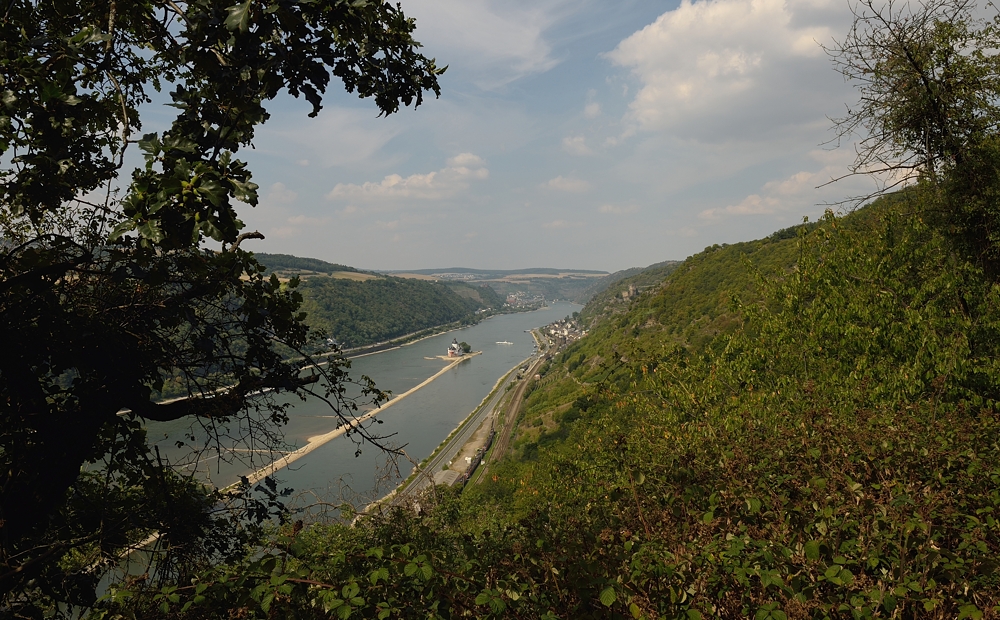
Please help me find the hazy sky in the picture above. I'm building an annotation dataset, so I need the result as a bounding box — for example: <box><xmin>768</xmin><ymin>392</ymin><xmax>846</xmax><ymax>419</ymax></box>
<box><xmin>236</xmin><ymin>0</ymin><xmax>877</xmax><ymax>272</ymax></box>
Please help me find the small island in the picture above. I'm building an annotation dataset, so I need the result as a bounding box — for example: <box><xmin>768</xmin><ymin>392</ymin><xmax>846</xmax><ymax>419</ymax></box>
<box><xmin>447</xmin><ymin>338</ymin><xmax>472</xmax><ymax>357</ymax></box>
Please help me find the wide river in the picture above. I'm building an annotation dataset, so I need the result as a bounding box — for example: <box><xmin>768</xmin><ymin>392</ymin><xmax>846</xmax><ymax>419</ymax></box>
<box><xmin>147</xmin><ymin>301</ymin><xmax>581</xmax><ymax>508</ymax></box>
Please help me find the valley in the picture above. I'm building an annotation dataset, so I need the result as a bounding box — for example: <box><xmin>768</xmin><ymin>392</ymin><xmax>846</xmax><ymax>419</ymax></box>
<box><xmin>10</xmin><ymin>0</ymin><xmax>1000</xmax><ymax>617</ymax></box>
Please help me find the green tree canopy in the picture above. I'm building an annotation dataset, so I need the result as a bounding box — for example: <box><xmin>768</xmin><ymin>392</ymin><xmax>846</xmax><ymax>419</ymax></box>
<box><xmin>0</xmin><ymin>0</ymin><xmax>441</xmax><ymax>610</ymax></box>
<box><xmin>829</xmin><ymin>0</ymin><xmax>1000</xmax><ymax>265</ymax></box>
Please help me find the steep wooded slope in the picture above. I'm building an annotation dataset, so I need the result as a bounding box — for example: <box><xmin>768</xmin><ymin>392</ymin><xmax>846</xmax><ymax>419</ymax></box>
<box><xmin>572</xmin><ymin>259</ymin><xmax>681</xmax><ymax>305</ymax></box>
<box><xmin>120</xmin><ymin>201</ymin><xmax>1000</xmax><ymax>619</ymax></box>
<box><xmin>460</xmin><ymin>201</ymin><xmax>1000</xmax><ymax>616</ymax></box>
<box><xmin>298</xmin><ymin>275</ymin><xmax>502</xmax><ymax>347</ymax></box>
<box><xmin>252</xmin><ymin>254</ymin><xmax>504</xmax><ymax>348</ymax></box>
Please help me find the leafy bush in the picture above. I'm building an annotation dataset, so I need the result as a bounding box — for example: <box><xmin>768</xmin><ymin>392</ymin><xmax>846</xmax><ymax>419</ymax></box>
<box><xmin>461</xmin><ymin>201</ymin><xmax>1000</xmax><ymax>617</ymax></box>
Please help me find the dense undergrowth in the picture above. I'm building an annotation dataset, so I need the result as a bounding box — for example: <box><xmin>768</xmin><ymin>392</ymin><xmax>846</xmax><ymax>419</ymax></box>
<box><xmin>100</xmin><ymin>193</ymin><xmax>1000</xmax><ymax>619</ymax></box>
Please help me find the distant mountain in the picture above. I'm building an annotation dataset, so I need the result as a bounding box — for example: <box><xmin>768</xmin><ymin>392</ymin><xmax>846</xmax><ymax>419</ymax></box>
<box><xmin>572</xmin><ymin>259</ymin><xmax>681</xmax><ymax>304</ymax></box>
<box><xmin>388</xmin><ymin>267</ymin><xmax>608</xmax><ymax>277</ymax></box>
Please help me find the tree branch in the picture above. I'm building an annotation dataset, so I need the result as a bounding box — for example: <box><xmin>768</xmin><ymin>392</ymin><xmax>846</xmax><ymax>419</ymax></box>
<box><xmin>127</xmin><ymin>373</ymin><xmax>319</xmax><ymax>422</ymax></box>
<box><xmin>227</xmin><ymin>230</ymin><xmax>264</xmax><ymax>252</ymax></box>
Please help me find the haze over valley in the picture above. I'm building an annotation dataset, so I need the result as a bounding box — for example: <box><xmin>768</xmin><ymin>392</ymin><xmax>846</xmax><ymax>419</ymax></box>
<box><xmin>6</xmin><ymin>0</ymin><xmax>1000</xmax><ymax>617</ymax></box>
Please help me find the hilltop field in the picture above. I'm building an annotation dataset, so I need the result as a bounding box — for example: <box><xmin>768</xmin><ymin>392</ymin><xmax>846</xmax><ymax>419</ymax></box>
<box><xmin>387</xmin><ymin>267</ymin><xmax>611</xmax><ymax>305</ymax></box>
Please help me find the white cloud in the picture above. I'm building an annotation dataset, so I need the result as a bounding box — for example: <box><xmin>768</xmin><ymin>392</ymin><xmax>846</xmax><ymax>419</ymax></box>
<box><xmin>326</xmin><ymin>154</ymin><xmax>489</xmax><ymax>202</ymax></box>
<box><xmin>446</xmin><ymin>153</ymin><xmax>487</xmax><ymax>170</ymax></box>
<box><xmin>401</xmin><ymin>0</ymin><xmax>567</xmax><ymax>89</ymax></box>
<box><xmin>607</xmin><ymin>0</ymin><xmax>850</xmax><ymax>141</ymax></box>
<box><xmin>270</xmin><ymin>213</ymin><xmax>331</xmax><ymax>239</ymax></box>
<box><xmin>598</xmin><ymin>204</ymin><xmax>639</xmax><ymax>215</ymax></box>
<box><xmin>542</xmin><ymin>219</ymin><xmax>583</xmax><ymax>229</ymax></box>
<box><xmin>584</xmin><ymin>102</ymin><xmax>601</xmax><ymax>118</ymax></box>
<box><xmin>545</xmin><ymin>176</ymin><xmax>591</xmax><ymax>192</ymax></box>
<box><xmin>263</xmin><ymin>107</ymin><xmax>401</xmax><ymax>168</ymax></box>
<box><xmin>701</xmin><ymin>193</ymin><xmax>782</xmax><ymax>219</ymax></box>
<box><xmin>562</xmin><ymin>136</ymin><xmax>592</xmax><ymax>156</ymax></box>
<box><xmin>699</xmin><ymin>149</ymin><xmax>865</xmax><ymax>220</ymax></box>
<box><xmin>287</xmin><ymin>214</ymin><xmax>319</xmax><ymax>225</ymax></box>
<box><xmin>263</xmin><ymin>182</ymin><xmax>298</xmax><ymax>206</ymax></box>
<box><xmin>272</xmin><ymin>227</ymin><xmax>297</xmax><ymax>239</ymax></box>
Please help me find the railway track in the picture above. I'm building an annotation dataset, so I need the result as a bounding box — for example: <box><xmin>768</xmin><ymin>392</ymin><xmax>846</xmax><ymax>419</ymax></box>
<box><xmin>477</xmin><ymin>351</ymin><xmax>546</xmax><ymax>482</ymax></box>
<box><xmin>391</xmin><ymin>353</ymin><xmax>529</xmax><ymax>502</ymax></box>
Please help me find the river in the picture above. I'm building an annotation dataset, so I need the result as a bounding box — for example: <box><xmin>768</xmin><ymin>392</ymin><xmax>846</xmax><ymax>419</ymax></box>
<box><xmin>146</xmin><ymin>301</ymin><xmax>581</xmax><ymax>508</ymax></box>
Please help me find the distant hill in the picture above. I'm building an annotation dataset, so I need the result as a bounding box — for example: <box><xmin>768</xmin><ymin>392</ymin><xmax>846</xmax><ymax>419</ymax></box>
<box><xmin>571</xmin><ymin>259</ymin><xmax>682</xmax><ymax>305</ymax></box>
<box><xmin>253</xmin><ymin>253</ymin><xmax>359</xmax><ymax>276</ymax></box>
<box><xmin>252</xmin><ymin>253</ymin><xmax>504</xmax><ymax>349</ymax></box>
<box><xmin>390</xmin><ymin>267</ymin><xmax>607</xmax><ymax>277</ymax></box>
<box><xmin>387</xmin><ymin>266</ymin><xmax>609</xmax><ymax>302</ymax></box>
<box><xmin>299</xmin><ymin>277</ymin><xmax>504</xmax><ymax>348</ymax></box>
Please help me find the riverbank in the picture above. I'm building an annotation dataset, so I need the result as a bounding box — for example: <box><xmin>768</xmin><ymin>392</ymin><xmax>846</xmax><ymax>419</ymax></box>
<box><xmin>216</xmin><ymin>302</ymin><xmax>578</xmax><ymax>506</ymax></box>
<box><xmin>230</xmin><ymin>351</ymin><xmax>482</xmax><ymax>489</ymax></box>
<box><xmin>340</xmin><ymin>304</ymin><xmax>547</xmax><ymax>360</ymax></box>
<box><xmin>377</xmin><ymin>351</ymin><xmax>535</xmax><ymax>507</ymax></box>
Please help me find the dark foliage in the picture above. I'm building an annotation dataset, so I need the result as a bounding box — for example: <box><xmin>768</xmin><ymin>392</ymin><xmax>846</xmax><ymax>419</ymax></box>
<box><xmin>254</xmin><ymin>253</ymin><xmax>358</xmax><ymax>276</ymax></box>
<box><xmin>0</xmin><ymin>0</ymin><xmax>441</xmax><ymax>612</ymax></box>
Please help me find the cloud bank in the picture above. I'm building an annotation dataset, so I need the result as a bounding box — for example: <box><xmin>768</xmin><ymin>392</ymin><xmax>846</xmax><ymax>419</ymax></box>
<box><xmin>608</xmin><ymin>0</ymin><xmax>850</xmax><ymax>141</ymax></box>
<box><xmin>326</xmin><ymin>154</ymin><xmax>489</xmax><ymax>202</ymax></box>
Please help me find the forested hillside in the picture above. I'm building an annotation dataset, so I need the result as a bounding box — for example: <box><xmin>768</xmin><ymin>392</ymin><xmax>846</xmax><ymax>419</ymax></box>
<box><xmin>494</xmin><ymin>233</ymin><xmax>805</xmax><ymax>471</ymax></box>
<box><xmin>248</xmin><ymin>253</ymin><xmax>505</xmax><ymax>348</ymax></box>
<box><xmin>572</xmin><ymin>259</ymin><xmax>681</xmax><ymax>305</ymax></box>
<box><xmin>298</xmin><ymin>275</ymin><xmax>504</xmax><ymax>348</ymax></box>
<box><xmin>127</xmin><ymin>191</ymin><xmax>1000</xmax><ymax>619</ymax></box>
<box><xmin>457</xmin><ymin>199</ymin><xmax>1000</xmax><ymax>617</ymax></box>
<box><xmin>254</xmin><ymin>253</ymin><xmax>359</xmax><ymax>276</ymax></box>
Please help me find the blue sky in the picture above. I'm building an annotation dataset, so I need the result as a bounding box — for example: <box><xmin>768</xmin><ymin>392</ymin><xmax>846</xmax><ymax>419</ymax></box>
<box><xmin>237</xmin><ymin>0</ymin><xmax>876</xmax><ymax>272</ymax></box>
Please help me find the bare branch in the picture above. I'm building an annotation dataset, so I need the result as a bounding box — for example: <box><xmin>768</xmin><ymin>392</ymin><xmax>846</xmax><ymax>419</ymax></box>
<box><xmin>227</xmin><ymin>230</ymin><xmax>265</xmax><ymax>252</ymax></box>
<box><xmin>128</xmin><ymin>374</ymin><xmax>320</xmax><ymax>422</ymax></box>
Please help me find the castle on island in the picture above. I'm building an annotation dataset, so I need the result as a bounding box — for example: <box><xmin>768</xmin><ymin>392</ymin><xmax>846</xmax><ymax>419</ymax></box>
<box><xmin>448</xmin><ymin>338</ymin><xmax>464</xmax><ymax>357</ymax></box>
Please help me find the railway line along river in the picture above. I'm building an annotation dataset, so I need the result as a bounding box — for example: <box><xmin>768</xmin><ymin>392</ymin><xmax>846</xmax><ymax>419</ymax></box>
<box><xmin>145</xmin><ymin>301</ymin><xmax>581</xmax><ymax>511</ymax></box>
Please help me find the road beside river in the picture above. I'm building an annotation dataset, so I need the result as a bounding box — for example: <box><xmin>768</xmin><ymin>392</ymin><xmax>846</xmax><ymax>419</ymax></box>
<box><xmin>390</xmin><ymin>348</ymin><xmax>536</xmax><ymax>503</ymax></box>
